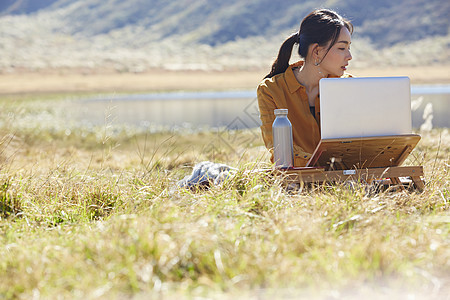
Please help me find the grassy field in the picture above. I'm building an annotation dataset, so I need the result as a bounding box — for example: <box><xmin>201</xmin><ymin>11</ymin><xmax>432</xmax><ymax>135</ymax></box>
<box><xmin>1</xmin><ymin>65</ymin><xmax>450</xmax><ymax>95</ymax></box>
<box><xmin>0</xmin><ymin>91</ymin><xmax>449</xmax><ymax>299</ymax></box>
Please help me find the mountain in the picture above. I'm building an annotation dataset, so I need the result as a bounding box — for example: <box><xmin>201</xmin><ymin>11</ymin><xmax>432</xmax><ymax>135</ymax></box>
<box><xmin>0</xmin><ymin>0</ymin><xmax>59</xmax><ymax>15</ymax></box>
<box><xmin>0</xmin><ymin>0</ymin><xmax>449</xmax><ymax>71</ymax></box>
<box><xmin>1</xmin><ymin>0</ymin><xmax>448</xmax><ymax>46</ymax></box>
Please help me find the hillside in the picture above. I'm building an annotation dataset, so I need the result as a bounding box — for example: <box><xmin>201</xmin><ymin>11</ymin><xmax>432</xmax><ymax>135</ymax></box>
<box><xmin>2</xmin><ymin>0</ymin><xmax>448</xmax><ymax>46</ymax></box>
<box><xmin>0</xmin><ymin>0</ymin><xmax>449</xmax><ymax>72</ymax></box>
<box><xmin>0</xmin><ymin>0</ymin><xmax>58</xmax><ymax>15</ymax></box>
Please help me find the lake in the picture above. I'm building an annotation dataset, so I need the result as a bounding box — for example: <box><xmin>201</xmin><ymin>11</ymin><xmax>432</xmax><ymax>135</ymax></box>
<box><xmin>67</xmin><ymin>85</ymin><xmax>450</xmax><ymax>130</ymax></box>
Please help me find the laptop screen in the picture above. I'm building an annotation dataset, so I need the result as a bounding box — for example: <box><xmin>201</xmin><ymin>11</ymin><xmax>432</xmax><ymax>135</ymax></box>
<box><xmin>319</xmin><ymin>77</ymin><xmax>412</xmax><ymax>139</ymax></box>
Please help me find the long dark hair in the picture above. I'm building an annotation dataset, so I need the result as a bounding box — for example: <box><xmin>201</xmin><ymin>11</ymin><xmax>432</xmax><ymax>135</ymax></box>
<box><xmin>265</xmin><ymin>9</ymin><xmax>353</xmax><ymax>79</ymax></box>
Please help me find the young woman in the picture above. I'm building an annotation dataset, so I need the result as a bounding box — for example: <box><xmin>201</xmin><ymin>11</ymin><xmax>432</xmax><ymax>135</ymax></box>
<box><xmin>257</xmin><ymin>9</ymin><xmax>353</xmax><ymax>167</ymax></box>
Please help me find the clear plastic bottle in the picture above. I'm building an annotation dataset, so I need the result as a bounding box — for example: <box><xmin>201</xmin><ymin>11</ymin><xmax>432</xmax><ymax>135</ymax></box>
<box><xmin>272</xmin><ymin>109</ymin><xmax>294</xmax><ymax>168</ymax></box>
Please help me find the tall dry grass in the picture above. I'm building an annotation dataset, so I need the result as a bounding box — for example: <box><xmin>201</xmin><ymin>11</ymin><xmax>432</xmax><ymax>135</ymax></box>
<box><xmin>0</xmin><ymin>94</ymin><xmax>448</xmax><ymax>299</ymax></box>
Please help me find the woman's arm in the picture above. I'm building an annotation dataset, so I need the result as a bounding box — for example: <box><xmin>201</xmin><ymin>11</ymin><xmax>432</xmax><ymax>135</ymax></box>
<box><xmin>257</xmin><ymin>84</ymin><xmax>277</xmax><ymax>156</ymax></box>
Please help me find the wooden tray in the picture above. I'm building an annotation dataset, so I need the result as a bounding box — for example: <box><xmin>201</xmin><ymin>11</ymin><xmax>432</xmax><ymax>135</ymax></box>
<box><xmin>306</xmin><ymin>134</ymin><xmax>421</xmax><ymax>170</ymax></box>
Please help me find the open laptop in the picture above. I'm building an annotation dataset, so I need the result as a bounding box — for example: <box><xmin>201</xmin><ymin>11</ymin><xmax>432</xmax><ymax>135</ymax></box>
<box><xmin>320</xmin><ymin>77</ymin><xmax>412</xmax><ymax>139</ymax></box>
<box><xmin>306</xmin><ymin>77</ymin><xmax>421</xmax><ymax>169</ymax></box>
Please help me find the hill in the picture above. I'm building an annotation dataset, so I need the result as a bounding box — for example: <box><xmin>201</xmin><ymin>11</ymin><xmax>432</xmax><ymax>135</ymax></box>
<box><xmin>0</xmin><ymin>0</ymin><xmax>58</xmax><ymax>15</ymax></box>
<box><xmin>0</xmin><ymin>0</ymin><xmax>449</xmax><ymax>72</ymax></box>
<box><xmin>2</xmin><ymin>0</ymin><xmax>448</xmax><ymax>46</ymax></box>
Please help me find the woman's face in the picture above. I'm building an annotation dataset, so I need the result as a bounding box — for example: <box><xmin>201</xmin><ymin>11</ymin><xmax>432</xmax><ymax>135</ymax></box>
<box><xmin>318</xmin><ymin>27</ymin><xmax>353</xmax><ymax>77</ymax></box>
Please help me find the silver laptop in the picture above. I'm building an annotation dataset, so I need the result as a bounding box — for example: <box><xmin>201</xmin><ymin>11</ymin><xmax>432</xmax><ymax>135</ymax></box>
<box><xmin>319</xmin><ymin>77</ymin><xmax>412</xmax><ymax>139</ymax></box>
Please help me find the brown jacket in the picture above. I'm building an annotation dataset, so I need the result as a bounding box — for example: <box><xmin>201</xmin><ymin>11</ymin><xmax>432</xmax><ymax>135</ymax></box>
<box><xmin>257</xmin><ymin>61</ymin><xmax>351</xmax><ymax>166</ymax></box>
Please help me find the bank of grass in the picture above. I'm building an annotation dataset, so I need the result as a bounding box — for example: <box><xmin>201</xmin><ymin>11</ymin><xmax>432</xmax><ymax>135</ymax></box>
<box><xmin>0</xmin><ymin>97</ymin><xmax>448</xmax><ymax>299</ymax></box>
<box><xmin>1</xmin><ymin>64</ymin><xmax>450</xmax><ymax>95</ymax></box>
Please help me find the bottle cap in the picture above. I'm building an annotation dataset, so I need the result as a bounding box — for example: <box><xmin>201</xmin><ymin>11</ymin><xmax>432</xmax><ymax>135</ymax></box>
<box><xmin>274</xmin><ymin>108</ymin><xmax>288</xmax><ymax>115</ymax></box>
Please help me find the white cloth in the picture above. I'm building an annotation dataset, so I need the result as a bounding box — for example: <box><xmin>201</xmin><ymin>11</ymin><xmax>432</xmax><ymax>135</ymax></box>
<box><xmin>178</xmin><ymin>161</ymin><xmax>237</xmax><ymax>189</ymax></box>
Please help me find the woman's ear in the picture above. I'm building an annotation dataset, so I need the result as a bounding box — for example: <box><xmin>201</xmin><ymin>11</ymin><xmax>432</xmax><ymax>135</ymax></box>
<box><xmin>309</xmin><ymin>43</ymin><xmax>320</xmax><ymax>59</ymax></box>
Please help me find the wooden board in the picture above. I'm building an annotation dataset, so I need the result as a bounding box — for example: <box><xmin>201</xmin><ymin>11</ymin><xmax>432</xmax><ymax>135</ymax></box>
<box><xmin>281</xmin><ymin>166</ymin><xmax>425</xmax><ymax>192</ymax></box>
<box><xmin>306</xmin><ymin>134</ymin><xmax>421</xmax><ymax>169</ymax></box>
<box><xmin>283</xmin><ymin>166</ymin><xmax>423</xmax><ymax>183</ymax></box>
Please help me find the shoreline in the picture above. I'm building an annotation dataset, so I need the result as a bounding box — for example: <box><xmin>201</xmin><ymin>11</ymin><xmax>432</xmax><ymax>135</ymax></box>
<box><xmin>0</xmin><ymin>65</ymin><xmax>449</xmax><ymax>95</ymax></box>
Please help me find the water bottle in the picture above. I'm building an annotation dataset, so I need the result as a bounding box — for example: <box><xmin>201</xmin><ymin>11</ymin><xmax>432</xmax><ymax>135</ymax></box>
<box><xmin>272</xmin><ymin>109</ymin><xmax>294</xmax><ymax>168</ymax></box>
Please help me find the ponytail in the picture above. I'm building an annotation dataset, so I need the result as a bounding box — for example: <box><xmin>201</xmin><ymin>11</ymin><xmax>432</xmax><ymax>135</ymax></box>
<box><xmin>264</xmin><ymin>33</ymin><xmax>299</xmax><ymax>79</ymax></box>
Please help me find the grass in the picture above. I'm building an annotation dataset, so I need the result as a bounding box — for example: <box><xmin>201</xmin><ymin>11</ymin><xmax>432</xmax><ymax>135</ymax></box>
<box><xmin>1</xmin><ymin>64</ymin><xmax>450</xmax><ymax>95</ymax></box>
<box><xmin>0</xmin><ymin>94</ymin><xmax>448</xmax><ymax>299</ymax></box>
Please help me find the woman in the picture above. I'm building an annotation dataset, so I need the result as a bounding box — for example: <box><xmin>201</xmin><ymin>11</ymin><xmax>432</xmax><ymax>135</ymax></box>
<box><xmin>257</xmin><ymin>9</ymin><xmax>353</xmax><ymax>167</ymax></box>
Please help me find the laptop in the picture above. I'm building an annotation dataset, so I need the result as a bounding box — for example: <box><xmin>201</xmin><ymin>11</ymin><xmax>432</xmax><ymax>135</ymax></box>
<box><xmin>320</xmin><ymin>77</ymin><xmax>412</xmax><ymax>139</ymax></box>
<box><xmin>306</xmin><ymin>77</ymin><xmax>420</xmax><ymax>169</ymax></box>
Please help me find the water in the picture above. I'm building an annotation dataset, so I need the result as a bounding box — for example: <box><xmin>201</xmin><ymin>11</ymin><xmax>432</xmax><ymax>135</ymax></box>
<box><xmin>66</xmin><ymin>85</ymin><xmax>450</xmax><ymax>130</ymax></box>
<box><xmin>69</xmin><ymin>91</ymin><xmax>262</xmax><ymax>130</ymax></box>
<box><xmin>411</xmin><ymin>94</ymin><xmax>448</xmax><ymax>129</ymax></box>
